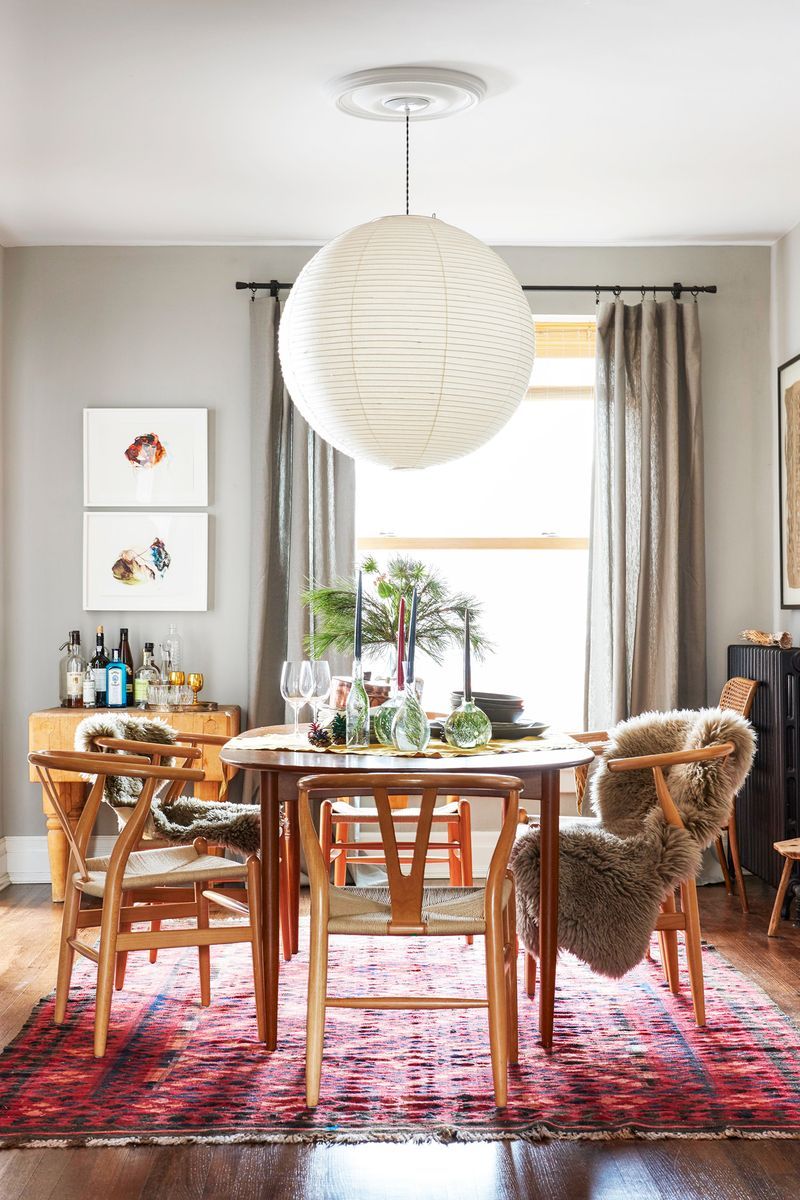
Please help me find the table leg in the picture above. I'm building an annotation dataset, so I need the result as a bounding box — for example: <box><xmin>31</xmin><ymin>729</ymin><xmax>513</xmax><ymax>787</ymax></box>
<box><xmin>538</xmin><ymin>768</ymin><xmax>560</xmax><ymax>1049</ymax></box>
<box><xmin>42</xmin><ymin>782</ymin><xmax>87</xmax><ymax>904</ymax></box>
<box><xmin>286</xmin><ymin>797</ymin><xmax>300</xmax><ymax>954</ymax></box>
<box><xmin>260</xmin><ymin>770</ymin><xmax>281</xmax><ymax>1050</ymax></box>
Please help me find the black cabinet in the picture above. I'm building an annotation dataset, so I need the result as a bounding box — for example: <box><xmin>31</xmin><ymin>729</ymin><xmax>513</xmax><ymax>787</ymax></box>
<box><xmin>727</xmin><ymin>643</ymin><xmax>800</xmax><ymax>888</ymax></box>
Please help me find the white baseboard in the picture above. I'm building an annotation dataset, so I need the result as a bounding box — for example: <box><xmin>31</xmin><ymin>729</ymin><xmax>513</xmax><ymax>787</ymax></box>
<box><xmin>0</xmin><ymin>838</ymin><xmax>9</xmax><ymax>892</ymax></box>
<box><xmin>2</xmin><ymin>835</ymin><xmax>116</xmax><ymax>886</ymax></box>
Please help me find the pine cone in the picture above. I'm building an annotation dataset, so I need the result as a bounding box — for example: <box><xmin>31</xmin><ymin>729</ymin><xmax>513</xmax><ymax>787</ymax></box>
<box><xmin>308</xmin><ymin>721</ymin><xmax>332</xmax><ymax>749</ymax></box>
<box><xmin>329</xmin><ymin>712</ymin><xmax>347</xmax><ymax>745</ymax></box>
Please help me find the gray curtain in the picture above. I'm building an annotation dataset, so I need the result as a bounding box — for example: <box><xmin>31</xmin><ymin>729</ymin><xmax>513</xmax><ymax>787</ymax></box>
<box><xmin>584</xmin><ymin>298</ymin><xmax>706</xmax><ymax>730</ymax></box>
<box><xmin>247</xmin><ymin>294</ymin><xmax>356</xmax><ymax>737</ymax></box>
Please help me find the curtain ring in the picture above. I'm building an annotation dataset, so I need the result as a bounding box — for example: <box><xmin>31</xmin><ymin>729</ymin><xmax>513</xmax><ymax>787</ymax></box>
<box><xmin>595</xmin><ymin>285</ymin><xmax>600</xmax><ymax>306</ymax></box>
<box><xmin>641</xmin><ymin>285</ymin><xmax>646</xmax><ymax>300</ymax></box>
<box><xmin>612</xmin><ymin>285</ymin><xmax>622</xmax><ymax>298</ymax></box>
<box><xmin>653</xmin><ymin>285</ymin><xmax>657</xmax><ymax>301</ymax></box>
<box><xmin>249</xmin><ymin>286</ymin><xmax>257</xmax><ymax>303</ymax></box>
<box><xmin>691</xmin><ymin>286</ymin><xmax>699</xmax><ymax>302</ymax></box>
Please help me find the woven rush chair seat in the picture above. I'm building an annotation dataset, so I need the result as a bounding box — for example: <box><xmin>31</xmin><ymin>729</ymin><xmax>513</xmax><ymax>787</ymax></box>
<box><xmin>75</xmin><ymin>844</ymin><xmax>249</xmax><ymax>899</ymax></box>
<box><xmin>327</xmin><ymin>879</ymin><xmax>514</xmax><ymax>936</ymax></box>
<box><xmin>330</xmin><ymin>798</ymin><xmax>460</xmax><ymax>820</ymax></box>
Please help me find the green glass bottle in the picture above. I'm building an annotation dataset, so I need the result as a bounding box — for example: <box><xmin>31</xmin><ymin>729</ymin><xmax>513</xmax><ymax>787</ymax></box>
<box><xmin>346</xmin><ymin>658</ymin><xmax>370</xmax><ymax>749</ymax></box>
<box><xmin>392</xmin><ymin>680</ymin><xmax>430</xmax><ymax>752</ymax></box>
<box><xmin>443</xmin><ymin>609</ymin><xmax>492</xmax><ymax>750</ymax></box>
<box><xmin>374</xmin><ymin>594</ymin><xmax>407</xmax><ymax>746</ymax></box>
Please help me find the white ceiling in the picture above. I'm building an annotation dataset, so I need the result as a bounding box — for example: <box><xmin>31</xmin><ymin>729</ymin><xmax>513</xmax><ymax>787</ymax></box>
<box><xmin>2</xmin><ymin>0</ymin><xmax>799</xmax><ymax>247</ymax></box>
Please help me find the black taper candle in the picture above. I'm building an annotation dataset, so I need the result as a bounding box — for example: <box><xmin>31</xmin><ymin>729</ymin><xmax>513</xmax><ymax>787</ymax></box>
<box><xmin>407</xmin><ymin>586</ymin><xmax>418</xmax><ymax>681</ymax></box>
<box><xmin>354</xmin><ymin>570</ymin><xmax>363</xmax><ymax>660</ymax></box>
<box><xmin>463</xmin><ymin>609</ymin><xmax>472</xmax><ymax>701</ymax></box>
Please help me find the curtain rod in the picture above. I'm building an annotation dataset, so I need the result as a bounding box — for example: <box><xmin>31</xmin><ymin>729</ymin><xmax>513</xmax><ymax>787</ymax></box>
<box><xmin>235</xmin><ymin>280</ymin><xmax>718</xmax><ymax>300</ymax></box>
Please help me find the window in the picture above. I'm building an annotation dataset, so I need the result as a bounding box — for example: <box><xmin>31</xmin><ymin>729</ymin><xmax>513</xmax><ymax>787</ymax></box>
<box><xmin>354</xmin><ymin>318</ymin><xmax>595</xmax><ymax>731</ymax></box>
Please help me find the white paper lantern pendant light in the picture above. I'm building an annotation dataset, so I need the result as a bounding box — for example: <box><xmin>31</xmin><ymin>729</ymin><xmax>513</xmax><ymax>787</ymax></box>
<box><xmin>278</xmin><ymin>67</ymin><xmax>536</xmax><ymax>470</ymax></box>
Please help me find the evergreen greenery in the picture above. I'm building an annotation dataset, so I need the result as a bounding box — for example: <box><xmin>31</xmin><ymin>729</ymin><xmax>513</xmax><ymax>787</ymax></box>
<box><xmin>303</xmin><ymin>555</ymin><xmax>491</xmax><ymax>665</ymax></box>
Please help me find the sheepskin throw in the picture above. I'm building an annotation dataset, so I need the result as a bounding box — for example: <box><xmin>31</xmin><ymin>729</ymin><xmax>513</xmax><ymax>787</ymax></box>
<box><xmin>75</xmin><ymin>713</ymin><xmax>177</xmax><ymax>807</ymax></box>
<box><xmin>74</xmin><ymin>713</ymin><xmax>261</xmax><ymax>855</ymax></box>
<box><xmin>510</xmin><ymin>707</ymin><xmax>755</xmax><ymax>978</ymax></box>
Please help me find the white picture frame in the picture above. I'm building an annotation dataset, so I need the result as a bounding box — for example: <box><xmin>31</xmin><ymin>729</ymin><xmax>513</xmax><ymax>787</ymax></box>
<box><xmin>83</xmin><ymin>512</ymin><xmax>208</xmax><ymax>611</ymax></box>
<box><xmin>83</xmin><ymin>408</ymin><xmax>208</xmax><ymax>507</ymax></box>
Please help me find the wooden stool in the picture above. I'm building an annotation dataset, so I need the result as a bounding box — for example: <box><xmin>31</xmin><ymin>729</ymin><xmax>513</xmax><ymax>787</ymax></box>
<box><xmin>768</xmin><ymin>838</ymin><xmax>800</xmax><ymax>936</ymax></box>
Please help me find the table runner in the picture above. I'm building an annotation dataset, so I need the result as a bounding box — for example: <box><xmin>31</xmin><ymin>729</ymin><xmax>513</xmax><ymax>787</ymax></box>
<box><xmin>225</xmin><ymin>732</ymin><xmax>578</xmax><ymax>758</ymax></box>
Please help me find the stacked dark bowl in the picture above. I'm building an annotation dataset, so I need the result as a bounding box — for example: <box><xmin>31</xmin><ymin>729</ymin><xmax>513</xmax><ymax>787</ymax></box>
<box><xmin>446</xmin><ymin>691</ymin><xmax>548</xmax><ymax>739</ymax></box>
<box><xmin>449</xmin><ymin>690</ymin><xmax>525</xmax><ymax>722</ymax></box>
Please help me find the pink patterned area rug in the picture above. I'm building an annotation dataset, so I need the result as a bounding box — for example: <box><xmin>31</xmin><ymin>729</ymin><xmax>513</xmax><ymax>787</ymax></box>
<box><xmin>1</xmin><ymin>926</ymin><xmax>800</xmax><ymax>1148</ymax></box>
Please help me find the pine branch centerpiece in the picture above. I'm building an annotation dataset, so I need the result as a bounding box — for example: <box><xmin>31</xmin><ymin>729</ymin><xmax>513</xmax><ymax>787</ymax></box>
<box><xmin>303</xmin><ymin>555</ymin><xmax>491</xmax><ymax>667</ymax></box>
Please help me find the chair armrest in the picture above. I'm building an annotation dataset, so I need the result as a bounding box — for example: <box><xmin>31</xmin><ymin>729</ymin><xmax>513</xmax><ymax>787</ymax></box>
<box><xmin>569</xmin><ymin>730</ymin><xmax>610</xmax><ymax>744</ymax></box>
<box><xmin>607</xmin><ymin>742</ymin><xmax>736</xmax><ymax>773</ymax></box>
<box><xmin>174</xmin><ymin>732</ymin><xmax>229</xmax><ymax>747</ymax></box>
<box><xmin>92</xmin><ymin>736</ymin><xmax>202</xmax><ymax>760</ymax></box>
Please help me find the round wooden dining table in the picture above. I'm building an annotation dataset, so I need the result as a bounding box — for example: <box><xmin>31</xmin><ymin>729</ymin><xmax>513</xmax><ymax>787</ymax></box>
<box><xmin>220</xmin><ymin>727</ymin><xmax>593</xmax><ymax>1052</ymax></box>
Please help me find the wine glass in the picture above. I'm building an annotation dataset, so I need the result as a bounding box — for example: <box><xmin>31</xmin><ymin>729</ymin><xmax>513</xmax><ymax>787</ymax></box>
<box><xmin>280</xmin><ymin>660</ymin><xmax>314</xmax><ymax>738</ymax></box>
<box><xmin>309</xmin><ymin>661</ymin><xmax>332</xmax><ymax>723</ymax></box>
<box><xmin>187</xmin><ymin>672</ymin><xmax>204</xmax><ymax>706</ymax></box>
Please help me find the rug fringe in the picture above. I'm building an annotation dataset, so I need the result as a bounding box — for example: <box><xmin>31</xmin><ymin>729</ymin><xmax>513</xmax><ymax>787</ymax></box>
<box><xmin>4</xmin><ymin>1124</ymin><xmax>800</xmax><ymax>1151</ymax></box>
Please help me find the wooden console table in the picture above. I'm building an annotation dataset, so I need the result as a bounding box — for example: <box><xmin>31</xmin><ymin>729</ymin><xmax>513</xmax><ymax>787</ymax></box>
<box><xmin>28</xmin><ymin>706</ymin><xmax>241</xmax><ymax>902</ymax></box>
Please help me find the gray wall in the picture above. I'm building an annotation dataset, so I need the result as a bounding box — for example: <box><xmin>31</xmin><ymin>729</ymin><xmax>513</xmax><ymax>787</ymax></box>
<box><xmin>1</xmin><ymin>243</ymin><xmax>772</xmax><ymax>837</ymax></box>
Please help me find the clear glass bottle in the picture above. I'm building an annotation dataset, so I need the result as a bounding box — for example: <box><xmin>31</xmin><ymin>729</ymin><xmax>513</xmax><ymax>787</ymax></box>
<box><xmin>134</xmin><ymin>642</ymin><xmax>160</xmax><ymax>708</ymax></box>
<box><xmin>163</xmin><ymin>623</ymin><xmax>182</xmax><ymax>672</ymax></box>
<box><xmin>59</xmin><ymin>630</ymin><xmax>80</xmax><ymax>706</ymax></box>
<box><xmin>391</xmin><ymin>677</ymin><xmax>431</xmax><ymax>752</ymax></box>
<box><xmin>106</xmin><ymin>649</ymin><xmax>127</xmax><ymax>708</ymax></box>
<box><xmin>64</xmin><ymin>633</ymin><xmax>85</xmax><ymax>709</ymax></box>
<box><xmin>82</xmin><ymin>664</ymin><xmax>97</xmax><ymax>709</ymax></box>
<box><xmin>345</xmin><ymin>658</ymin><xmax>370</xmax><ymax>748</ymax></box>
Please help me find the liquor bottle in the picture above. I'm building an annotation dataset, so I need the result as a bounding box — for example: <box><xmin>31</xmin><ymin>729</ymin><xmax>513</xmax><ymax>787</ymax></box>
<box><xmin>58</xmin><ymin>630</ymin><xmax>81</xmax><ymax>706</ymax></box>
<box><xmin>134</xmin><ymin>642</ymin><xmax>160</xmax><ymax>708</ymax></box>
<box><xmin>82</xmin><ymin>664</ymin><xmax>97</xmax><ymax>708</ymax></box>
<box><xmin>163</xmin><ymin>622</ymin><xmax>182</xmax><ymax>672</ymax></box>
<box><xmin>64</xmin><ymin>633</ymin><xmax>85</xmax><ymax>709</ymax></box>
<box><xmin>90</xmin><ymin>625</ymin><xmax>109</xmax><ymax>707</ymax></box>
<box><xmin>118</xmin><ymin>628</ymin><xmax>134</xmax><ymax>706</ymax></box>
<box><xmin>106</xmin><ymin>650</ymin><xmax>127</xmax><ymax>708</ymax></box>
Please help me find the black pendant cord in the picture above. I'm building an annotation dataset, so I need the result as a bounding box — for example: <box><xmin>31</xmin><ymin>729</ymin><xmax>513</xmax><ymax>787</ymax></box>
<box><xmin>405</xmin><ymin>109</ymin><xmax>410</xmax><ymax>216</ymax></box>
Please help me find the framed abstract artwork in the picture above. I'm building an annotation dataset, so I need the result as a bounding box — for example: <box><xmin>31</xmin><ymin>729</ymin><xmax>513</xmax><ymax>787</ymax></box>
<box><xmin>779</xmin><ymin>353</ymin><xmax>800</xmax><ymax>608</ymax></box>
<box><xmin>83</xmin><ymin>408</ymin><xmax>208</xmax><ymax>506</ymax></box>
<box><xmin>83</xmin><ymin>512</ymin><xmax>208</xmax><ymax>611</ymax></box>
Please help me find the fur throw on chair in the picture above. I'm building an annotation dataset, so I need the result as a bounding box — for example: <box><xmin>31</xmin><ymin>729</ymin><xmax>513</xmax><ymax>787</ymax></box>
<box><xmin>510</xmin><ymin>707</ymin><xmax>755</xmax><ymax>978</ymax></box>
<box><xmin>74</xmin><ymin>713</ymin><xmax>260</xmax><ymax>855</ymax></box>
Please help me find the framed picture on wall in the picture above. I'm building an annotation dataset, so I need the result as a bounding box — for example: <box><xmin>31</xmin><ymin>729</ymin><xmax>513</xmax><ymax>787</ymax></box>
<box><xmin>83</xmin><ymin>512</ymin><xmax>208</xmax><ymax>611</ymax></box>
<box><xmin>84</xmin><ymin>408</ymin><xmax>208</xmax><ymax>506</ymax></box>
<box><xmin>779</xmin><ymin>353</ymin><xmax>800</xmax><ymax>608</ymax></box>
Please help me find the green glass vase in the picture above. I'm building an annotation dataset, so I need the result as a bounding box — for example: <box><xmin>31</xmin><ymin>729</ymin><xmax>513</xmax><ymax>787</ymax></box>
<box><xmin>373</xmin><ymin>692</ymin><xmax>402</xmax><ymax>746</ymax></box>
<box><xmin>391</xmin><ymin>682</ymin><xmax>431</xmax><ymax>752</ymax></box>
<box><xmin>443</xmin><ymin>698</ymin><xmax>492</xmax><ymax>750</ymax></box>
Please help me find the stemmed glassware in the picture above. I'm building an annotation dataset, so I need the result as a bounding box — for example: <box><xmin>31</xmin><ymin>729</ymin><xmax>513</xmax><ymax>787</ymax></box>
<box><xmin>309</xmin><ymin>661</ymin><xmax>332</xmax><ymax>722</ymax></box>
<box><xmin>280</xmin><ymin>660</ymin><xmax>314</xmax><ymax>738</ymax></box>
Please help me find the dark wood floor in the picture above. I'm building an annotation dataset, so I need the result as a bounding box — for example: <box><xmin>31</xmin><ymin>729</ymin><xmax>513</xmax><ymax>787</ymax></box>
<box><xmin>2</xmin><ymin>878</ymin><xmax>800</xmax><ymax>1199</ymax></box>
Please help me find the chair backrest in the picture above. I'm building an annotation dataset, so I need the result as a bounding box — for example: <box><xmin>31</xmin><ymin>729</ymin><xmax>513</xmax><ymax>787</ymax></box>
<box><xmin>298</xmin><ymin>772</ymin><xmax>523</xmax><ymax>935</ymax></box>
<box><xmin>719</xmin><ymin>676</ymin><xmax>757</xmax><ymax>720</ymax></box>
<box><xmin>28</xmin><ymin>750</ymin><xmax>204</xmax><ymax>882</ymax></box>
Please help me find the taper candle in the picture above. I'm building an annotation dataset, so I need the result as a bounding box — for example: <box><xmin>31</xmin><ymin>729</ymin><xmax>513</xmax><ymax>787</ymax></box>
<box><xmin>396</xmin><ymin>595</ymin><xmax>406</xmax><ymax>691</ymax></box>
<box><xmin>354</xmin><ymin>570</ymin><xmax>363</xmax><ymax>660</ymax></box>
<box><xmin>463</xmin><ymin>609</ymin><xmax>472</xmax><ymax>701</ymax></box>
<box><xmin>406</xmin><ymin>586</ymin><xmax>418</xmax><ymax>681</ymax></box>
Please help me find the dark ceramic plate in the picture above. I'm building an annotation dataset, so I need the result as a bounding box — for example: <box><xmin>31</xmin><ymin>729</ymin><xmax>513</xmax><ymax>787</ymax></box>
<box><xmin>490</xmin><ymin>721</ymin><xmax>548</xmax><ymax>740</ymax></box>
